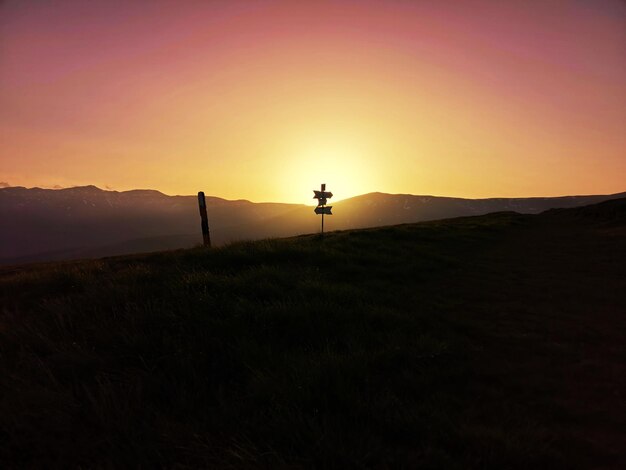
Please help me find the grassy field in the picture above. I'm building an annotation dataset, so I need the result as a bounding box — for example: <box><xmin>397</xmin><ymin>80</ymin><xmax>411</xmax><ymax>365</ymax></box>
<box><xmin>1</xmin><ymin>200</ymin><xmax>625</xmax><ymax>468</ymax></box>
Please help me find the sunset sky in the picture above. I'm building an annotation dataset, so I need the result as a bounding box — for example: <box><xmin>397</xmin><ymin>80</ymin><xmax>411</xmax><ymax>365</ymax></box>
<box><xmin>1</xmin><ymin>0</ymin><xmax>624</xmax><ymax>203</ymax></box>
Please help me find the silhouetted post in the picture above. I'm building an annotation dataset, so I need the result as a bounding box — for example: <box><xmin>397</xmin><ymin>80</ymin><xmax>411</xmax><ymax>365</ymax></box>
<box><xmin>197</xmin><ymin>191</ymin><xmax>211</xmax><ymax>247</ymax></box>
<box><xmin>321</xmin><ymin>183</ymin><xmax>325</xmax><ymax>234</ymax></box>
<box><xmin>322</xmin><ymin>198</ymin><xmax>325</xmax><ymax>234</ymax></box>
<box><xmin>313</xmin><ymin>183</ymin><xmax>333</xmax><ymax>236</ymax></box>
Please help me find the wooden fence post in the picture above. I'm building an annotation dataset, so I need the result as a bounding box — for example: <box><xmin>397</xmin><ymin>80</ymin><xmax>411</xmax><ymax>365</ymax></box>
<box><xmin>197</xmin><ymin>191</ymin><xmax>211</xmax><ymax>247</ymax></box>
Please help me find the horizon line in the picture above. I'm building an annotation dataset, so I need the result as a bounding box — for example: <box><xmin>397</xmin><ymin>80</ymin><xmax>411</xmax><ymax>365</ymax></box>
<box><xmin>1</xmin><ymin>183</ymin><xmax>625</xmax><ymax>205</ymax></box>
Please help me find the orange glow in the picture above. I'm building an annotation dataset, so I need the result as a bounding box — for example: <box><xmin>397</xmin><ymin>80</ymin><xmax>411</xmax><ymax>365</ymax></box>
<box><xmin>1</xmin><ymin>1</ymin><xmax>624</xmax><ymax>203</ymax></box>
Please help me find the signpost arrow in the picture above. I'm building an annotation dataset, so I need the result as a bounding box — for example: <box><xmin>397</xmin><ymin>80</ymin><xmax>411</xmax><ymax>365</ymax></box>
<box><xmin>314</xmin><ymin>206</ymin><xmax>332</xmax><ymax>215</ymax></box>
<box><xmin>313</xmin><ymin>190</ymin><xmax>333</xmax><ymax>199</ymax></box>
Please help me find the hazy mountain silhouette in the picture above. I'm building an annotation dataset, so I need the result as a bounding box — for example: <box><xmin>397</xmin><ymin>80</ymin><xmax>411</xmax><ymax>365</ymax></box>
<box><xmin>1</xmin><ymin>185</ymin><xmax>624</xmax><ymax>264</ymax></box>
<box><xmin>0</xmin><ymin>186</ymin><xmax>303</xmax><ymax>263</ymax></box>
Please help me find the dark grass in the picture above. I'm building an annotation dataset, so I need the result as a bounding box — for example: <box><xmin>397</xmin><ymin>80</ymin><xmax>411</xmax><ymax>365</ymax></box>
<box><xmin>1</xmin><ymin>207</ymin><xmax>625</xmax><ymax>468</ymax></box>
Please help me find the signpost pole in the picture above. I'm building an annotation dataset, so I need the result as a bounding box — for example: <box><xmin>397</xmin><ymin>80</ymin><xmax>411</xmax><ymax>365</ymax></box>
<box><xmin>197</xmin><ymin>191</ymin><xmax>211</xmax><ymax>247</ymax></box>
<box><xmin>321</xmin><ymin>184</ymin><xmax>325</xmax><ymax>236</ymax></box>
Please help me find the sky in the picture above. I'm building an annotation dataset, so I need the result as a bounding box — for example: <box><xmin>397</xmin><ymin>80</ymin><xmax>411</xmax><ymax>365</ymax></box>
<box><xmin>1</xmin><ymin>0</ymin><xmax>625</xmax><ymax>203</ymax></box>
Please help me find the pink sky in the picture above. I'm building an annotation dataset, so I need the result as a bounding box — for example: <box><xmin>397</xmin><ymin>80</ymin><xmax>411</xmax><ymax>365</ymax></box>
<box><xmin>1</xmin><ymin>0</ymin><xmax>624</xmax><ymax>202</ymax></box>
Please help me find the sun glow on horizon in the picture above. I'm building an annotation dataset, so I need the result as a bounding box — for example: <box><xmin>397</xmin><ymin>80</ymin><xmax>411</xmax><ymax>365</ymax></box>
<box><xmin>276</xmin><ymin>133</ymin><xmax>383</xmax><ymax>205</ymax></box>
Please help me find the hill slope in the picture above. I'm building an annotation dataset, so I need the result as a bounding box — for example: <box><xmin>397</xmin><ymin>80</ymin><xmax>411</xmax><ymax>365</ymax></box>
<box><xmin>0</xmin><ymin>185</ymin><xmax>304</xmax><ymax>263</ymax></box>
<box><xmin>1</xmin><ymin>200</ymin><xmax>625</xmax><ymax>468</ymax></box>
<box><xmin>1</xmin><ymin>185</ymin><xmax>624</xmax><ymax>264</ymax></box>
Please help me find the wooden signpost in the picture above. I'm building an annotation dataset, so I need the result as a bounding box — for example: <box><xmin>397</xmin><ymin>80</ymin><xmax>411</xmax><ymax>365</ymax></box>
<box><xmin>197</xmin><ymin>191</ymin><xmax>211</xmax><ymax>247</ymax></box>
<box><xmin>313</xmin><ymin>183</ymin><xmax>333</xmax><ymax>235</ymax></box>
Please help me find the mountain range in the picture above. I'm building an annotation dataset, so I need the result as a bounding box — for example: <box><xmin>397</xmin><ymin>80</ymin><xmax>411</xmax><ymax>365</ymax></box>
<box><xmin>1</xmin><ymin>185</ymin><xmax>624</xmax><ymax>264</ymax></box>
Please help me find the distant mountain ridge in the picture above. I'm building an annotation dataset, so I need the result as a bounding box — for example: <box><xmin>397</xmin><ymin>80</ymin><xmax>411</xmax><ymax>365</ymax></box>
<box><xmin>1</xmin><ymin>185</ymin><xmax>624</xmax><ymax>264</ymax></box>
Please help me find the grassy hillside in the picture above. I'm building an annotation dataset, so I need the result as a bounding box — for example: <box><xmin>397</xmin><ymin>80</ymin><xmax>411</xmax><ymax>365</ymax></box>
<box><xmin>3</xmin><ymin>185</ymin><xmax>624</xmax><ymax>264</ymax></box>
<box><xmin>1</xmin><ymin>200</ymin><xmax>625</xmax><ymax>468</ymax></box>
